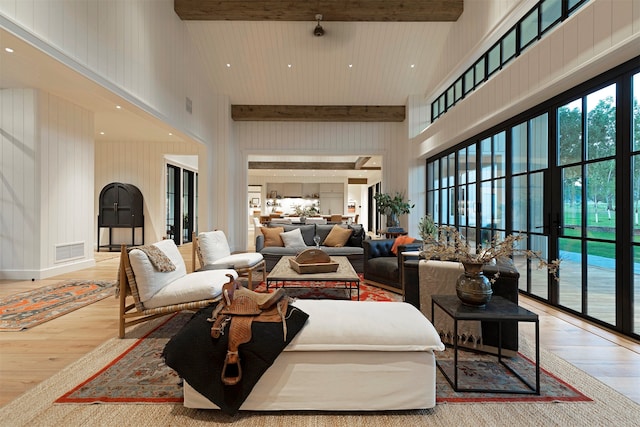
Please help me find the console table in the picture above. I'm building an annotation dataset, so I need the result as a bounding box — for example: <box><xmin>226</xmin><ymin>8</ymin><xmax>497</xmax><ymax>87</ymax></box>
<box><xmin>432</xmin><ymin>295</ymin><xmax>540</xmax><ymax>394</ymax></box>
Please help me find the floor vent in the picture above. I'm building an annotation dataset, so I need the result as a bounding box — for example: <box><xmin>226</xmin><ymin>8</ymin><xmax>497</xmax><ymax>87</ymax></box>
<box><xmin>55</xmin><ymin>242</ymin><xmax>85</xmax><ymax>262</ymax></box>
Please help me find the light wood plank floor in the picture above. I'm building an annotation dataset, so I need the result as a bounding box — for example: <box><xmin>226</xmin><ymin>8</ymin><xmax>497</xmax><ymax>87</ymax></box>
<box><xmin>0</xmin><ymin>245</ymin><xmax>639</xmax><ymax>407</ymax></box>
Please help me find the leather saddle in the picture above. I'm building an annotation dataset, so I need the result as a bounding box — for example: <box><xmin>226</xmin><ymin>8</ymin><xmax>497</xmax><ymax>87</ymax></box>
<box><xmin>208</xmin><ymin>275</ymin><xmax>290</xmax><ymax>386</ymax></box>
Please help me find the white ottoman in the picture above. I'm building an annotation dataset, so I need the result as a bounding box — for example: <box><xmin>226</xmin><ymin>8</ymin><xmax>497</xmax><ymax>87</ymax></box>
<box><xmin>184</xmin><ymin>300</ymin><xmax>445</xmax><ymax>411</ymax></box>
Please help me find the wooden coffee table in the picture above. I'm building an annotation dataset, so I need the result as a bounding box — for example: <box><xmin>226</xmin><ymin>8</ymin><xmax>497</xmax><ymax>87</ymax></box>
<box><xmin>266</xmin><ymin>256</ymin><xmax>360</xmax><ymax>300</ymax></box>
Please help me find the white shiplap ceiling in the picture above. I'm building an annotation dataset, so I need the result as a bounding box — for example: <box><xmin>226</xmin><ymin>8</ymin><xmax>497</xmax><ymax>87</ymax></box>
<box><xmin>186</xmin><ymin>20</ymin><xmax>452</xmax><ymax>105</ymax></box>
<box><xmin>0</xmin><ymin>14</ymin><xmax>456</xmax><ymax>175</ymax></box>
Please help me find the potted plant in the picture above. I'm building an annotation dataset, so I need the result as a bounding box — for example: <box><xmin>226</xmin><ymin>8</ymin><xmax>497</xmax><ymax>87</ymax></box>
<box><xmin>418</xmin><ymin>214</ymin><xmax>438</xmax><ymax>242</ymax></box>
<box><xmin>373</xmin><ymin>192</ymin><xmax>414</xmax><ymax>229</ymax></box>
<box><xmin>420</xmin><ymin>225</ymin><xmax>561</xmax><ymax>306</ymax></box>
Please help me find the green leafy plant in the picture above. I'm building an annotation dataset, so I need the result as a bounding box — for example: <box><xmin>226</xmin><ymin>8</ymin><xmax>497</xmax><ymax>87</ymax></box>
<box><xmin>373</xmin><ymin>192</ymin><xmax>414</xmax><ymax>221</ymax></box>
<box><xmin>374</xmin><ymin>192</ymin><xmax>414</xmax><ymax>228</ymax></box>
<box><xmin>418</xmin><ymin>214</ymin><xmax>438</xmax><ymax>241</ymax></box>
<box><xmin>293</xmin><ymin>205</ymin><xmax>318</xmax><ymax>217</ymax></box>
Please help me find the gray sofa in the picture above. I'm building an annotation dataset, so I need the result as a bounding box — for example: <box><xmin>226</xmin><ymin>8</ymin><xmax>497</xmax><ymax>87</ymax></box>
<box><xmin>256</xmin><ymin>223</ymin><xmax>366</xmax><ymax>273</ymax></box>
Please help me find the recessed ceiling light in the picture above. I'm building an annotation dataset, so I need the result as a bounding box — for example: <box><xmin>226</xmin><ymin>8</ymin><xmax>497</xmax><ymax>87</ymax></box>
<box><xmin>226</xmin><ymin>63</ymin><xmax>231</xmax><ymax>68</ymax></box>
<box><xmin>99</xmin><ymin>131</ymin><xmax>105</xmax><ymax>135</ymax></box>
<box><xmin>168</xmin><ymin>132</ymin><xmax>173</xmax><ymax>136</ymax></box>
<box><xmin>287</xmin><ymin>64</ymin><xmax>292</xmax><ymax>68</ymax></box>
<box><xmin>410</xmin><ymin>64</ymin><xmax>415</xmax><ymax>68</ymax></box>
<box><xmin>5</xmin><ymin>47</ymin><xmax>14</xmax><ymax>53</ymax></box>
<box><xmin>116</xmin><ymin>105</ymin><xmax>121</xmax><ymax>109</ymax></box>
<box><xmin>348</xmin><ymin>64</ymin><xmax>353</xmax><ymax>68</ymax></box>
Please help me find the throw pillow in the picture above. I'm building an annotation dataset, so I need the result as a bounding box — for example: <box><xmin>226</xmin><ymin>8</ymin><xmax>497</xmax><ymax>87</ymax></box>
<box><xmin>348</xmin><ymin>225</ymin><xmax>365</xmax><ymax>247</ymax></box>
<box><xmin>391</xmin><ymin>235</ymin><xmax>416</xmax><ymax>255</ymax></box>
<box><xmin>280</xmin><ymin>228</ymin><xmax>307</xmax><ymax>248</ymax></box>
<box><xmin>261</xmin><ymin>227</ymin><xmax>285</xmax><ymax>247</ymax></box>
<box><xmin>323</xmin><ymin>225</ymin><xmax>353</xmax><ymax>247</ymax></box>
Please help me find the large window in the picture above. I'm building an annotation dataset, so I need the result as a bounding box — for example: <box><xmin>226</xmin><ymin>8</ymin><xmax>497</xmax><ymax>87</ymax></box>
<box><xmin>632</xmin><ymin>72</ymin><xmax>640</xmax><ymax>335</ymax></box>
<box><xmin>431</xmin><ymin>0</ymin><xmax>588</xmax><ymax>122</ymax></box>
<box><xmin>426</xmin><ymin>58</ymin><xmax>639</xmax><ymax>340</ymax></box>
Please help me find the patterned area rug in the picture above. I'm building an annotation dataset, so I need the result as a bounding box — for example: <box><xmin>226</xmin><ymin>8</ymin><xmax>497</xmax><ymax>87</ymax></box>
<box><xmin>252</xmin><ymin>275</ymin><xmax>402</xmax><ymax>302</ymax></box>
<box><xmin>56</xmin><ymin>309</ymin><xmax>591</xmax><ymax>405</ymax></box>
<box><xmin>435</xmin><ymin>346</ymin><xmax>591</xmax><ymax>403</ymax></box>
<box><xmin>0</xmin><ymin>280</ymin><xmax>117</xmax><ymax>331</ymax></box>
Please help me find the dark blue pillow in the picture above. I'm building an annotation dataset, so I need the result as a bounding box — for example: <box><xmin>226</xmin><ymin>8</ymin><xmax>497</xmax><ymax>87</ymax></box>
<box><xmin>348</xmin><ymin>225</ymin><xmax>365</xmax><ymax>247</ymax></box>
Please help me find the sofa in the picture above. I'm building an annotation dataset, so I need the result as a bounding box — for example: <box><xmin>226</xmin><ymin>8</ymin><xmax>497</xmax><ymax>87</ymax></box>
<box><xmin>363</xmin><ymin>238</ymin><xmax>423</xmax><ymax>293</ymax></box>
<box><xmin>256</xmin><ymin>223</ymin><xmax>366</xmax><ymax>273</ymax></box>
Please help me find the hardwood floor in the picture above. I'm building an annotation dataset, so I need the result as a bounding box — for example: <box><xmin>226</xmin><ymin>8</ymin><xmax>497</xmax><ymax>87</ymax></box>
<box><xmin>0</xmin><ymin>245</ymin><xmax>639</xmax><ymax>407</ymax></box>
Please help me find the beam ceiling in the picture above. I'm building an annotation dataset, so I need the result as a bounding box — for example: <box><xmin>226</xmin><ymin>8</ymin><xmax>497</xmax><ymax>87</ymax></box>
<box><xmin>232</xmin><ymin>105</ymin><xmax>405</xmax><ymax>122</ymax></box>
<box><xmin>174</xmin><ymin>0</ymin><xmax>463</xmax><ymax>22</ymax></box>
<box><xmin>249</xmin><ymin>157</ymin><xmax>380</xmax><ymax>171</ymax></box>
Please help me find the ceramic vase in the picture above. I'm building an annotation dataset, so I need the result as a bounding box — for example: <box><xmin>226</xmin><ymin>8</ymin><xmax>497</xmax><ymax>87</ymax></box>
<box><xmin>456</xmin><ymin>261</ymin><xmax>493</xmax><ymax>307</ymax></box>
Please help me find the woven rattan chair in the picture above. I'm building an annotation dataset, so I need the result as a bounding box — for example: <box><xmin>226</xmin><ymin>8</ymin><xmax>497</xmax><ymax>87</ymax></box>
<box><xmin>118</xmin><ymin>243</ymin><xmax>232</xmax><ymax>338</ymax></box>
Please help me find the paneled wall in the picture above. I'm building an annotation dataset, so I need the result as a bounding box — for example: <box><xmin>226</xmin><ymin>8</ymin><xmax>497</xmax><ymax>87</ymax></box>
<box><xmin>0</xmin><ymin>0</ymin><xmax>215</xmax><ymax>146</ymax></box>
<box><xmin>233</xmin><ymin>120</ymin><xmax>410</xmax><ymax>247</ymax></box>
<box><xmin>417</xmin><ymin>0</ymin><xmax>640</xmax><ymax>158</ymax></box>
<box><xmin>0</xmin><ymin>89</ymin><xmax>38</xmax><ymax>276</ymax></box>
<box><xmin>94</xmin><ymin>139</ymin><xmax>207</xmax><ymax>246</ymax></box>
<box><xmin>1</xmin><ymin>89</ymin><xmax>94</xmax><ymax>279</ymax></box>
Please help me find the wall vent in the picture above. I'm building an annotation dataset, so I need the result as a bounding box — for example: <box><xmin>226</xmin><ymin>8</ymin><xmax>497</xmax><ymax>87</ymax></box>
<box><xmin>55</xmin><ymin>242</ymin><xmax>85</xmax><ymax>263</ymax></box>
<box><xmin>185</xmin><ymin>97</ymin><xmax>192</xmax><ymax>114</ymax></box>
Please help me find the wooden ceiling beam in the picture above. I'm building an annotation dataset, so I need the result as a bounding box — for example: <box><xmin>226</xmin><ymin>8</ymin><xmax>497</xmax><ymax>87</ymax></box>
<box><xmin>354</xmin><ymin>156</ymin><xmax>371</xmax><ymax>169</ymax></box>
<box><xmin>175</xmin><ymin>0</ymin><xmax>463</xmax><ymax>22</ymax></box>
<box><xmin>232</xmin><ymin>105</ymin><xmax>405</xmax><ymax>122</ymax></box>
<box><xmin>248</xmin><ymin>161</ymin><xmax>381</xmax><ymax>170</ymax></box>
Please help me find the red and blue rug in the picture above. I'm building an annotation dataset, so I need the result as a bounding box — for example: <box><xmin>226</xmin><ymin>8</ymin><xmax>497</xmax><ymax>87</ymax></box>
<box><xmin>0</xmin><ymin>280</ymin><xmax>116</xmax><ymax>331</ymax></box>
<box><xmin>56</xmin><ymin>309</ymin><xmax>591</xmax><ymax>405</ymax></box>
<box><xmin>252</xmin><ymin>277</ymin><xmax>402</xmax><ymax>302</ymax></box>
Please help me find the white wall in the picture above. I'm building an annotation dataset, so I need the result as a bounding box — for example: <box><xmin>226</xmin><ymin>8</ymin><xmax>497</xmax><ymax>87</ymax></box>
<box><xmin>0</xmin><ymin>0</ymin><xmax>216</xmax><ymax>147</ymax></box>
<box><xmin>0</xmin><ymin>0</ymin><xmax>226</xmax><ymax>276</ymax></box>
<box><xmin>416</xmin><ymin>0</ymin><xmax>640</xmax><ymax>159</ymax></box>
<box><xmin>234</xmin><ymin>120</ymin><xmax>411</xmax><ymax>247</ymax></box>
<box><xmin>1</xmin><ymin>89</ymin><xmax>95</xmax><ymax>279</ymax></box>
<box><xmin>0</xmin><ymin>89</ymin><xmax>39</xmax><ymax>277</ymax></box>
<box><xmin>94</xmin><ymin>139</ymin><xmax>206</xmax><ymax>246</ymax></box>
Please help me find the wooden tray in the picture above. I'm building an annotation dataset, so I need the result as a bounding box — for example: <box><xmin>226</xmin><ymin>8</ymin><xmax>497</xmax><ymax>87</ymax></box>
<box><xmin>289</xmin><ymin>258</ymin><xmax>339</xmax><ymax>274</ymax></box>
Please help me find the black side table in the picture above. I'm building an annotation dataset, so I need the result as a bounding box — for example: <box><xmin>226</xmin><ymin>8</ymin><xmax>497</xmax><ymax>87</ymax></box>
<box><xmin>432</xmin><ymin>295</ymin><xmax>540</xmax><ymax>394</ymax></box>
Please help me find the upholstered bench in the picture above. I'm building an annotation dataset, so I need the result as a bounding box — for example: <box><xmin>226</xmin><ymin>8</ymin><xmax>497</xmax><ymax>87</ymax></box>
<box><xmin>168</xmin><ymin>299</ymin><xmax>445</xmax><ymax>411</ymax></box>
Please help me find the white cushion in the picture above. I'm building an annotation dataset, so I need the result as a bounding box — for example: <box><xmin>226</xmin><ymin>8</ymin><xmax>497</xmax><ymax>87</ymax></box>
<box><xmin>128</xmin><ymin>239</ymin><xmax>187</xmax><ymax>302</ymax></box>
<box><xmin>280</xmin><ymin>228</ymin><xmax>307</xmax><ymax>248</ymax></box>
<box><xmin>198</xmin><ymin>230</ymin><xmax>231</xmax><ymax>264</ymax></box>
<box><xmin>286</xmin><ymin>300</ymin><xmax>445</xmax><ymax>352</ymax></box>
<box><xmin>144</xmin><ymin>269</ymin><xmax>238</xmax><ymax>309</ymax></box>
<box><xmin>211</xmin><ymin>252</ymin><xmax>263</xmax><ymax>269</ymax></box>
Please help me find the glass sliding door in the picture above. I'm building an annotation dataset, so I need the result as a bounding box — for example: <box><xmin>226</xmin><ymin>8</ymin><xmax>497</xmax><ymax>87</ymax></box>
<box><xmin>426</xmin><ymin>60</ymin><xmax>639</xmax><ymax>339</ymax></box>
<box><xmin>511</xmin><ymin>114</ymin><xmax>550</xmax><ymax>298</ymax></box>
<box><xmin>556</xmin><ymin>84</ymin><xmax>617</xmax><ymax>324</ymax></box>
<box><xmin>182</xmin><ymin>170</ymin><xmax>195</xmax><ymax>243</ymax></box>
<box><xmin>631</xmin><ymin>71</ymin><xmax>640</xmax><ymax>335</ymax></box>
<box><xmin>166</xmin><ymin>165</ymin><xmax>180</xmax><ymax>245</ymax></box>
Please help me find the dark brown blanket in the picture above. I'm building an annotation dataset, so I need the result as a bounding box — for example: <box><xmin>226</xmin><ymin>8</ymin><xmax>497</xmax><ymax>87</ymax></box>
<box><xmin>162</xmin><ymin>303</ymin><xmax>309</xmax><ymax>415</ymax></box>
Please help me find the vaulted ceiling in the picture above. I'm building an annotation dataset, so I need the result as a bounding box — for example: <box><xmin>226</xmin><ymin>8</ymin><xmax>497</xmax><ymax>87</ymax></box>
<box><xmin>177</xmin><ymin>0</ymin><xmax>461</xmax><ymax>109</ymax></box>
<box><xmin>1</xmin><ymin>1</ymin><xmax>464</xmax><ymax>175</ymax></box>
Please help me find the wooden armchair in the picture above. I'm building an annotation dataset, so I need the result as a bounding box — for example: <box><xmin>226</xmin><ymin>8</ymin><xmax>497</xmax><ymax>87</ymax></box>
<box><xmin>118</xmin><ymin>241</ymin><xmax>236</xmax><ymax>338</ymax></box>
